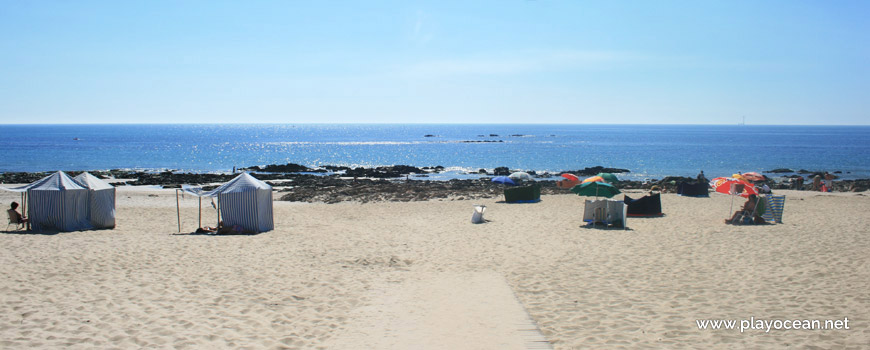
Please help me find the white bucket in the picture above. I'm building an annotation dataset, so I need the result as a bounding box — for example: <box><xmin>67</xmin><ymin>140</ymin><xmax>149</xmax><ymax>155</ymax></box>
<box><xmin>471</xmin><ymin>205</ymin><xmax>486</xmax><ymax>224</ymax></box>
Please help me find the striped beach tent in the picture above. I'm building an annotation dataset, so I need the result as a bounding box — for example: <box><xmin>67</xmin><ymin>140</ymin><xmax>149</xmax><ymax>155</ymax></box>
<box><xmin>74</xmin><ymin>172</ymin><xmax>116</xmax><ymax>229</ymax></box>
<box><xmin>2</xmin><ymin>171</ymin><xmax>92</xmax><ymax>232</ymax></box>
<box><xmin>182</xmin><ymin>172</ymin><xmax>274</xmax><ymax>233</ymax></box>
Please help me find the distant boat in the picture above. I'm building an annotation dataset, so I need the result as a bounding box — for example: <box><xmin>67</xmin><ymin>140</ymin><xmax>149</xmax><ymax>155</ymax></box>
<box><xmin>73</xmin><ymin>137</ymin><xmax>80</xmax><ymax>141</ymax></box>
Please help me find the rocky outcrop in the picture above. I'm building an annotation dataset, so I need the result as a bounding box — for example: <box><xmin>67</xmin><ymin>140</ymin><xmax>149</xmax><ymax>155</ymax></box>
<box><xmin>561</xmin><ymin>166</ymin><xmax>631</xmax><ymax>176</ymax></box>
<box><xmin>492</xmin><ymin>167</ymin><xmax>511</xmax><ymax>176</ymax></box>
<box><xmin>242</xmin><ymin>163</ymin><xmax>325</xmax><ymax>173</ymax></box>
<box><xmin>343</xmin><ymin>165</ymin><xmax>429</xmax><ymax>178</ymax></box>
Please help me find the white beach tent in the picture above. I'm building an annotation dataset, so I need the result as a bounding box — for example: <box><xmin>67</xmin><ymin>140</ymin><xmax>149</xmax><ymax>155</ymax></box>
<box><xmin>74</xmin><ymin>172</ymin><xmax>116</xmax><ymax>229</ymax></box>
<box><xmin>179</xmin><ymin>172</ymin><xmax>274</xmax><ymax>233</ymax></box>
<box><xmin>2</xmin><ymin>171</ymin><xmax>91</xmax><ymax>232</ymax></box>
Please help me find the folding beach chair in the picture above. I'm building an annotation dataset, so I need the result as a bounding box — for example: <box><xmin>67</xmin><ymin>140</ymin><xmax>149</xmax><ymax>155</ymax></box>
<box><xmin>732</xmin><ymin>196</ymin><xmax>767</xmax><ymax>225</ymax></box>
<box><xmin>6</xmin><ymin>209</ymin><xmax>25</xmax><ymax>231</ymax></box>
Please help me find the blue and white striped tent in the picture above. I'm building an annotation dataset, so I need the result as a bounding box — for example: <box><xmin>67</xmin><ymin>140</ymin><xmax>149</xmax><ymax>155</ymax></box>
<box><xmin>183</xmin><ymin>172</ymin><xmax>274</xmax><ymax>233</ymax></box>
<box><xmin>2</xmin><ymin>171</ymin><xmax>92</xmax><ymax>232</ymax></box>
<box><xmin>74</xmin><ymin>172</ymin><xmax>116</xmax><ymax>229</ymax></box>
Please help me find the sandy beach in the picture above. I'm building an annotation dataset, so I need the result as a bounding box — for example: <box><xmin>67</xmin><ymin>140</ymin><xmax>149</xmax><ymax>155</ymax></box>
<box><xmin>1</xmin><ymin>187</ymin><xmax>868</xmax><ymax>349</ymax></box>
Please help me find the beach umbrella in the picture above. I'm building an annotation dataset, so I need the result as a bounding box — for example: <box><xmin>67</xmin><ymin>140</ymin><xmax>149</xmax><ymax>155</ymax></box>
<box><xmin>557</xmin><ymin>178</ymin><xmax>581</xmax><ymax>189</ymax></box>
<box><xmin>596</xmin><ymin>172</ymin><xmax>619</xmax><ymax>183</ymax></box>
<box><xmin>732</xmin><ymin>173</ymin><xmax>748</xmax><ymax>182</ymax></box>
<box><xmin>561</xmin><ymin>173</ymin><xmax>579</xmax><ymax>181</ymax></box>
<box><xmin>582</xmin><ymin>175</ymin><xmax>605</xmax><ymax>184</ymax></box>
<box><xmin>508</xmin><ymin>172</ymin><xmax>534</xmax><ymax>181</ymax></box>
<box><xmin>711</xmin><ymin>177</ymin><xmax>759</xmax><ymax>219</ymax></box>
<box><xmin>491</xmin><ymin>176</ymin><xmax>516</xmax><ymax>186</ymax></box>
<box><xmin>741</xmin><ymin>172</ymin><xmax>765</xmax><ymax>182</ymax></box>
<box><xmin>710</xmin><ymin>177</ymin><xmax>758</xmax><ymax>197</ymax></box>
<box><xmin>571</xmin><ymin>181</ymin><xmax>621</xmax><ymax>198</ymax></box>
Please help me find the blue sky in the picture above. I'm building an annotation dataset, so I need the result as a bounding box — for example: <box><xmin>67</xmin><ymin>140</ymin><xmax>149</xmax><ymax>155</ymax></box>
<box><xmin>1</xmin><ymin>1</ymin><xmax>868</xmax><ymax>125</ymax></box>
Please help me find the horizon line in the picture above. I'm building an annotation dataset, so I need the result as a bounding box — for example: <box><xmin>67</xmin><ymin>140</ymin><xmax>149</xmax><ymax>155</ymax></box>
<box><xmin>1</xmin><ymin>122</ymin><xmax>869</xmax><ymax>127</ymax></box>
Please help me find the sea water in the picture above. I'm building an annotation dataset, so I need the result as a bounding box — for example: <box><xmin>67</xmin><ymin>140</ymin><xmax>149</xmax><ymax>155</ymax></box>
<box><xmin>1</xmin><ymin>124</ymin><xmax>868</xmax><ymax>181</ymax></box>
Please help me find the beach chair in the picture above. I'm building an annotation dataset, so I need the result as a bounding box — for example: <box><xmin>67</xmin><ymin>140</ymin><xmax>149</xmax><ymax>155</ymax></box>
<box><xmin>583</xmin><ymin>199</ymin><xmax>627</xmax><ymax>229</ymax></box>
<box><xmin>6</xmin><ymin>209</ymin><xmax>25</xmax><ymax>231</ymax></box>
<box><xmin>732</xmin><ymin>196</ymin><xmax>767</xmax><ymax>225</ymax></box>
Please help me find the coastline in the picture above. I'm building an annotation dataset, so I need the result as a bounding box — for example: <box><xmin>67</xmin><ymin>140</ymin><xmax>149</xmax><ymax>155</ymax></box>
<box><xmin>2</xmin><ymin>164</ymin><xmax>867</xmax><ymax>205</ymax></box>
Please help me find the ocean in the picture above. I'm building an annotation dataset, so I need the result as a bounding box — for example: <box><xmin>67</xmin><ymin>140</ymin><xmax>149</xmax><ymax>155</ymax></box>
<box><xmin>1</xmin><ymin>124</ymin><xmax>869</xmax><ymax>181</ymax></box>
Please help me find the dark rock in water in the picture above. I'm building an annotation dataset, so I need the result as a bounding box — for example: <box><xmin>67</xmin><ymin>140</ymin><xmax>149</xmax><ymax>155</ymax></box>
<box><xmin>323</xmin><ymin>165</ymin><xmax>351</xmax><ymax>172</ymax></box>
<box><xmin>766</xmin><ymin>168</ymin><xmax>794</xmax><ymax>173</ymax></box>
<box><xmin>797</xmin><ymin>169</ymin><xmax>812</xmax><ymax>174</ymax></box>
<box><xmin>243</xmin><ymin>163</ymin><xmax>326</xmax><ymax>173</ymax></box>
<box><xmin>489</xmin><ymin>134</ymin><xmax>499</xmax><ymax>137</ymax></box>
<box><xmin>566</xmin><ymin>166</ymin><xmax>631</xmax><ymax>176</ymax></box>
<box><xmin>478</xmin><ymin>169</ymin><xmax>488</xmax><ymax>174</ymax></box>
<box><xmin>493</xmin><ymin>167</ymin><xmax>510</xmax><ymax>176</ymax></box>
<box><xmin>423</xmin><ymin>134</ymin><xmax>437</xmax><ymax>137</ymax></box>
<box><xmin>510</xmin><ymin>134</ymin><xmax>527</xmax><ymax>137</ymax></box>
<box><xmin>834</xmin><ymin>171</ymin><xmax>842</xmax><ymax>174</ymax></box>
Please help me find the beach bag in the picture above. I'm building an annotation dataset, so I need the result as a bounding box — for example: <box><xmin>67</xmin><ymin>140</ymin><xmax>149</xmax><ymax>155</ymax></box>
<box><xmin>471</xmin><ymin>205</ymin><xmax>486</xmax><ymax>224</ymax></box>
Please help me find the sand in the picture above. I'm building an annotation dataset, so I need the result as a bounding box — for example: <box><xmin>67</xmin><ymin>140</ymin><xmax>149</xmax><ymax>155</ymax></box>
<box><xmin>1</xmin><ymin>187</ymin><xmax>868</xmax><ymax>349</ymax></box>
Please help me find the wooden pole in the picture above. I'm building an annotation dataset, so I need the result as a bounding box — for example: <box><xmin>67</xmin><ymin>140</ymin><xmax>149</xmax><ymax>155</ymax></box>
<box><xmin>23</xmin><ymin>192</ymin><xmax>29</xmax><ymax>230</ymax></box>
<box><xmin>175</xmin><ymin>189</ymin><xmax>181</xmax><ymax>233</ymax></box>
<box><xmin>216</xmin><ymin>197</ymin><xmax>221</xmax><ymax>227</ymax></box>
<box><xmin>198</xmin><ymin>196</ymin><xmax>202</xmax><ymax>228</ymax></box>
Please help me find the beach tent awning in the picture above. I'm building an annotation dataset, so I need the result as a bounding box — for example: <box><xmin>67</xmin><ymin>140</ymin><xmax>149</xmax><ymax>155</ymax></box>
<box><xmin>182</xmin><ymin>172</ymin><xmax>272</xmax><ymax>197</ymax></box>
<box><xmin>1</xmin><ymin>171</ymin><xmax>87</xmax><ymax>192</ymax></box>
<box><xmin>73</xmin><ymin>172</ymin><xmax>114</xmax><ymax>190</ymax></box>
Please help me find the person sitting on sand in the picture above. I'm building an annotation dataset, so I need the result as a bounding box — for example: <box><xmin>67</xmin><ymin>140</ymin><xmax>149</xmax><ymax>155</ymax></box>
<box><xmin>725</xmin><ymin>194</ymin><xmax>766</xmax><ymax>224</ymax></box>
<box><xmin>793</xmin><ymin>176</ymin><xmax>804</xmax><ymax>190</ymax></box>
<box><xmin>7</xmin><ymin>202</ymin><xmax>28</xmax><ymax>225</ymax></box>
<box><xmin>812</xmin><ymin>175</ymin><xmax>822</xmax><ymax>191</ymax></box>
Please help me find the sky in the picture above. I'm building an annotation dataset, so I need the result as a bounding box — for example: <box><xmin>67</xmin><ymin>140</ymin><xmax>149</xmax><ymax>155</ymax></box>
<box><xmin>1</xmin><ymin>1</ymin><xmax>868</xmax><ymax>125</ymax></box>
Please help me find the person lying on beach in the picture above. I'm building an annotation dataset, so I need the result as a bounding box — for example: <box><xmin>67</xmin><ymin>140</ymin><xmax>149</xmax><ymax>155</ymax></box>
<box><xmin>725</xmin><ymin>195</ymin><xmax>765</xmax><ymax>224</ymax></box>
<box><xmin>8</xmin><ymin>202</ymin><xmax>28</xmax><ymax>225</ymax></box>
<box><xmin>195</xmin><ymin>223</ymin><xmax>249</xmax><ymax>235</ymax></box>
